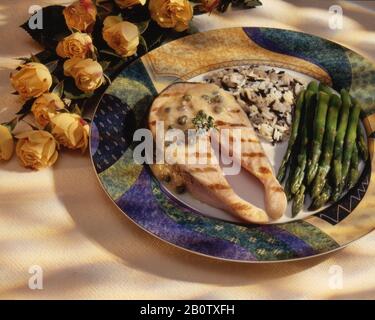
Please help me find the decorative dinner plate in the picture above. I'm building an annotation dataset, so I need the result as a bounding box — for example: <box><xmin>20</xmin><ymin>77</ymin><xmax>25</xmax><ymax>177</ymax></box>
<box><xmin>90</xmin><ymin>27</ymin><xmax>375</xmax><ymax>262</ymax></box>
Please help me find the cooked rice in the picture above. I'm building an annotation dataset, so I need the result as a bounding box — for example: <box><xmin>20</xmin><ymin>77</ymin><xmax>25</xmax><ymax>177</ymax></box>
<box><xmin>204</xmin><ymin>65</ymin><xmax>306</xmax><ymax>143</ymax></box>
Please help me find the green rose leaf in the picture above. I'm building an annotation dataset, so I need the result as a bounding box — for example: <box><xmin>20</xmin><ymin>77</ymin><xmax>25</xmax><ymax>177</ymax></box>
<box><xmin>243</xmin><ymin>0</ymin><xmax>263</xmax><ymax>8</ymax></box>
<box><xmin>139</xmin><ymin>35</ymin><xmax>148</xmax><ymax>52</ymax></box>
<box><xmin>71</xmin><ymin>104</ymin><xmax>82</xmax><ymax>116</ymax></box>
<box><xmin>20</xmin><ymin>5</ymin><xmax>70</xmax><ymax>50</ymax></box>
<box><xmin>193</xmin><ymin>4</ymin><xmax>207</xmax><ymax>15</ymax></box>
<box><xmin>3</xmin><ymin>117</ymin><xmax>19</xmax><ymax>132</ymax></box>
<box><xmin>16</xmin><ymin>98</ymin><xmax>35</xmax><ymax>116</ymax></box>
<box><xmin>64</xmin><ymin>91</ymin><xmax>94</xmax><ymax>100</ymax></box>
<box><xmin>45</xmin><ymin>60</ymin><xmax>59</xmax><ymax>73</ymax></box>
<box><xmin>218</xmin><ymin>0</ymin><xmax>262</xmax><ymax>12</ymax></box>
<box><xmin>52</xmin><ymin>80</ymin><xmax>64</xmax><ymax>98</ymax></box>
<box><xmin>135</xmin><ymin>20</ymin><xmax>150</xmax><ymax>35</ymax></box>
<box><xmin>99</xmin><ymin>60</ymin><xmax>111</xmax><ymax>71</ymax></box>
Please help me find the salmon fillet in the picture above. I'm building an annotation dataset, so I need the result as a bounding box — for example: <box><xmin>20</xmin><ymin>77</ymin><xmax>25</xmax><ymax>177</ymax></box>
<box><xmin>148</xmin><ymin>82</ymin><xmax>287</xmax><ymax>223</ymax></box>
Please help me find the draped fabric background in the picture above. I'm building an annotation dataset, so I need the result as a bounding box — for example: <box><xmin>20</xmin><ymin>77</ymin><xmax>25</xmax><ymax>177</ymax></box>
<box><xmin>0</xmin><ymin>0</ymin><xmax>374</xmax><ymax>299</ymax></box>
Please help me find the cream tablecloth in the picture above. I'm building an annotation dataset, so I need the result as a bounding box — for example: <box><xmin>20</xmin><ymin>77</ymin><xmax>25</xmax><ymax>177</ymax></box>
<box><xmin>0</xmin><ymin>0</ymin><xmax>374</xmax><ymax>299</ymax></box>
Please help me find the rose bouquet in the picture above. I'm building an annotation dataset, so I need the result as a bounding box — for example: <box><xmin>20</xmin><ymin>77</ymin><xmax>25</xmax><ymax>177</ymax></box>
<box><xmin>1</xmin><ymin>0</ymin><xmax>262</xmax><ymax>170</ymax></box>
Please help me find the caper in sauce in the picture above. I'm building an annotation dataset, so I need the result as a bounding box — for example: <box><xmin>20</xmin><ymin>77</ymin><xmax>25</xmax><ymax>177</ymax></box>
<box><xmin>177</xmin><ymin>115</ymin><xmax>188</xmax><ymax>125</ymax></box>
<box><xmin>210</xmin><ymin>94</ymin><xmax>222</xmax><ymax>103</ymax></box>
<box><xmin>162</xmin><ymin>174</ymin><xmax>171</xmax><ymax>183</ymax></box>
<box><xmin>177</xmin><ymin>105</ymin><xmax>187</xmax><ymax>111</ymax></box>
<box><xmin>175</xmin><ymin>185</ymin><xmax>186</xmax><ymax>194</ymax></box>
<box><xmin>213</xmin><ymin>105</ymin><xmax>223</xmax><ymax>114</ymax></box>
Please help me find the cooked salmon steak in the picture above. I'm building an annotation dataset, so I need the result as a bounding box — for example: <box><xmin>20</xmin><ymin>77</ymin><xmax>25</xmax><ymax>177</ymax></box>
<box><xmin>148</xmin><ymin>82</ymin><xmax>287</xmax><ymax>223</ymax></box>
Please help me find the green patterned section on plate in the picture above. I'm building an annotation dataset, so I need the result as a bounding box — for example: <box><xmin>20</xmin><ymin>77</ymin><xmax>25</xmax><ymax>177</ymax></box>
<box><xmin>151</xmin><ymin>179</ymin><xmax>297</xmax><ymax>260</ymax></box>
<box><xmin>98</xmin><ymin>148</ymin><xmax>143</xmax><ymax>201</ymax></box>
<box><xmin>151</xmin><ymin>179</ymin><xmax>340</xmax><ymax>260</ymax></box>
<box><xmin>278</xmin><ymin>222</ymin><xmax>339</xmax><ymax>253</ymax></box>
<box><xmin>106</xmin><ymin>60</ymin><xmax>157</xmax><ymax>126</ymax></box>
<box><xmin>347</xmin><ymin>50</ymin><xmax>375</xmax><ymax>115</ymax></box>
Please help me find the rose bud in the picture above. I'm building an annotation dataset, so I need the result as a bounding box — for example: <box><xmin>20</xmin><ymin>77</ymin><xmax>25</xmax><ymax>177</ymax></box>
<box><xmin>102</xmin><ymin>16</ymin><xmax>139</xmax><ymax>58</ymax></box>
<box><xmin>0</xmin><ymin>125</ymin><xmax>14</xmax><ymax>161</ymax></box>
<box><xmin>149</xmin><ymin>0</ymin><xmax>193</xmax><ymax>32</ymax></box>
<box><xmin>56</xmin><ymin>32</ymin><xmax>94</xmax><ymax>59</ymax></box>
<box><xmin>115</xmin><ymin>0</ymin><xmax>146</xmax><ymax>9</ymax></box>
<box><xmin>50</xmin><ymin>113</ymin><xmax>89</xmax><ymax>152</ymax></box>
<box><xmin>63</xmin><ymin>57</ymin><xmax>104</xmax><ymax>93</ymax></box>
<box><xmin>16</xmin><ymin>130</ymin><xmax>59</xmax><ymax>170</ymax></box>
<box><xmin>10</xmin><ymin>63</ymin><xmax>52</xmax><ymax>100</ymax></box>
<box><xmin>63</xmin><ymin>0</ymin><xmax>97</xmax><ymax>32</ymax></box>
<box><xmin>31</xmin><ymin>93</ymin><xmax>65</xmax><ymax>128</ymax></box>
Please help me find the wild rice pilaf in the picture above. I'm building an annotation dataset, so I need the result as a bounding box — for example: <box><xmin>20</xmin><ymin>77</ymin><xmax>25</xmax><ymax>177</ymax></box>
<box><xmin>204</xmin><ymin>66</ymin><xmax>306</xmax><ymax>143</ymax></box>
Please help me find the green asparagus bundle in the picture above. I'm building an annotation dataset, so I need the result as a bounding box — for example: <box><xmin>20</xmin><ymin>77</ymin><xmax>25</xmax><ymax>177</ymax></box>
<box><xmin>277</xmin><ymin>81</ymin><xmax>367</xmax><ymax>217</ymax></box>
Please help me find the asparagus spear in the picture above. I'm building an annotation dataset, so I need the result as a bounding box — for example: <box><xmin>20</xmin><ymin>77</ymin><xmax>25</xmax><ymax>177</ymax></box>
<box><xmin>332</xmin><ymin>89</ymin><xmax>351</xmax><ymax>191</ymax></box>
<box><xmin>311</xmin><ymin>94</ymin><xmax>341</xmax><ymax>198</ymax></box>
<box><xmin>309</xmin><ymin>183</ymin><xmax>332</xmax><ymax>211</ymax></box>
<box><xmin>284</xmin><ymin>170</ymin><xmax>293</xmax><ymax>201</ymax></box>
<box><xmin>285</xmin><ymin>175</ymin><xmax>294</xmax><ymax>202</ymax></box>
<box><xmin>307</xmin><ymin>81</ymin><xmax>319</xmax><ymax>93</ymax></box>
<box><xmin>285</xmin><ymin>150</ymin><xmax>299</xmax><ymax>201</ymax></box>
<box><xmin>306</xmin><ymin>91</ymin><xmax>330</xmax><ymax>185</ymax></box>
<box><xmin>331</xmin><ymin>186</ymin><xmax>341</xmax><ymax>202</ymax></box>
<box><xmin>348</xmin><ymin>144</ymin><xmax>359</xmax><ymax>189</ymax></box>
<box><xmin>319</xmin><ymin>83</ymin><xmax>334</xmax><ymax>95</ymax></box>
<box><xmin>357</xmin><ymin>122</ymin><xmax>368</xmax><ymax>162</ymax></box>
<box><xmin>341</xmin><ymin>99</ymin><xmax>361</xmax><ymax>186</ymax></box>
<box><xmin>277</xmin><ymin>90</ymin><xmax>305</xmax><ymax>182</ymax></box>
<box><xmin>292</xmin><ymin>184</ymin><xmax>306</xmax><ymax>217</ymax></box>
<box><xmin>304</xmin><ymin>81</ymin><xmax>319</xmax><ymax>145</ymax></box>
<box><xmin>290</xmin><ymin>88</ymin><xmax>318</xmax><ymax>194</ymax></box>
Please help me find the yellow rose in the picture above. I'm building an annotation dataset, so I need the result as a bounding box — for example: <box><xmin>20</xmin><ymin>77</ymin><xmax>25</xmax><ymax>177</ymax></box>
<box><xmin>0</xmin><ymin>125</ymin><xmax>14</xmax><ymax>161</ymax></box>
<box><xmin>10</xmin><ymin>63</ymin><xmax>52</xmax><ymax>100</ymax></box>
<box><xmin>50</xmin><ymin>113</ymin><xmax>89</xmax><ymax>152</ymax></box>
<box><xmin>16</xmin><ymin>130</ymin><xmax>58</xmax><ymax>170</ymax></box>
<box><xmin>63</xmin><ymin>0</ymin><xmax>97</xmax><ymax>32</ymax></box>
<box><xmin>31</xmin><ymin>93</ymin><xmax>65</xmax><ymax>128</ymax></box>
<box><xmin>56</xmin><ymin>32</ymin><xmax>94</xmax><ymax>59</ymax></box>
<box><xmin>103</xmin><ymin>15</ymin><xmax>123</xmax><ymax>29</ymax></box>
<box><xmin>149</xmin><ymin>0</ymin><xmax>193</xmax><ymax>32</ymax></box>
<box><xmin>115</xmin><ymin>0</ymin><xmax>146</xmax><ymax>9</ymax></box>
<box><xmin>63</xmin><ymin>58</ymin><xmax>104</xmax><ymax>93</ymax></box>
<box><xmin>102</xmin><ymin>16</ymin><xmax>139</xmax><ymax>57</ymax></box>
